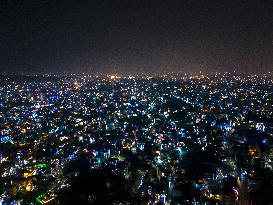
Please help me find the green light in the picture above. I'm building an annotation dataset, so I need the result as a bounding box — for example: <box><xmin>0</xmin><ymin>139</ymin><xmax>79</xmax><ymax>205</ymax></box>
<box><xmin>38</xmin><ymin>163</ymin><xmax>47</xmax><ymax>168</ymax></box>
<box><xmin>36</xmin><ymin>193</ymin><xmax>46</xmax><ymax>204</ymax></box>
<box><xmin>36</xmin><ymin>198</ymin><xmax>43</xmax><ymax>204</ymax></box>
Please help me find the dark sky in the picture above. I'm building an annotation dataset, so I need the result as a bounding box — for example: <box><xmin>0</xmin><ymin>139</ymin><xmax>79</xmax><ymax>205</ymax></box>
<box><xmin>1</xmin><ymin>0</ymin><xmax>273</xmax><ymax>74</ymax></box>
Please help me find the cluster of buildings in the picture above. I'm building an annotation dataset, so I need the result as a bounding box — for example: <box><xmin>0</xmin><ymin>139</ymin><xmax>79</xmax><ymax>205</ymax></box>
<box><xmin>0</xmin><ymin>72</ymin><xmax>272</xmax><ymax>204</ymax></box>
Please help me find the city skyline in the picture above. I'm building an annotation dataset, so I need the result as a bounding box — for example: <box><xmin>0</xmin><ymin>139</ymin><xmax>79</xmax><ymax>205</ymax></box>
<box><xmin>1</xmin><ymin>1</ymin><xmax>273</xmax><ymax>203</ymax></box>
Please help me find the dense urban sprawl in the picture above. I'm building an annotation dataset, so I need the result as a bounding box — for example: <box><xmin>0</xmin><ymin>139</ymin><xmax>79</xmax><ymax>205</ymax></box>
<box><xmin>0</xmin><ymin>72</ymin><xmax>273</xmax><ymax>204</ymax></box>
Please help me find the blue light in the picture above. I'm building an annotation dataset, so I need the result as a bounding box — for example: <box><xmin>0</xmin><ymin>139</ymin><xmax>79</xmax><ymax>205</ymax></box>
<box><xmin>262</xmin><ymin>139</ymin><xmax>267</xmax><ymax>144</ymax></box>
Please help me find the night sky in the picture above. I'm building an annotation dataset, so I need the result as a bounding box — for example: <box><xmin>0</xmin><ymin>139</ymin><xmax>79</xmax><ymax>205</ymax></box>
<box><xmin>1</xmin><ymin>0</ymin><xmax>273</xmax><ymax>74</ymax></box>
